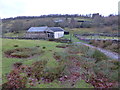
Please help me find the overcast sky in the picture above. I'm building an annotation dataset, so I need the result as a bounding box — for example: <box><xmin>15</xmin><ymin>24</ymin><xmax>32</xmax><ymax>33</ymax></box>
<box><xmin>0</xmin><ymin>0</ymin><xmax>119</xmax><ymax>18</ymax></box>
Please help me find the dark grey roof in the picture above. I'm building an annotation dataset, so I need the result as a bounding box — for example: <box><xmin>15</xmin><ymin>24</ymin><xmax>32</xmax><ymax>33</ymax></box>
<box><xmin>27</xmin><ymin>26</ymin><xmax>64</xmax><ymax>32</ymax></box>
<box><xmin>27</xmin><ymin>26</ymin><xmax>48</xmax><ymax>32</ymax></box>
<box><xmin>54</xmin><ymin>20</ymin><xmax>64</xmax><ymax>23</ymax></box>
<box><xmin>49</xmin><ymin>27</ymin><xmax>64</xmax><ymax>32</ymax></box>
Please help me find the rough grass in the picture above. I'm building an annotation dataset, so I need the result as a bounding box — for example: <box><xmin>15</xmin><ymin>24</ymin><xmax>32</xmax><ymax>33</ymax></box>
<box><xmin>64</xmin><ymin>28</ymin><xmax>97</xmax><ymax>34</ymax></box>
<box><xmin>4</xmin><ymin>47</ymin><xmax>44</xmax><ymax>58</ymax></box>
<box><xmin>2</xmin><ymin>39</ymin><xmax>93</xmax><ymax>88</ymax></box>
<box><xmin>3</xmin><ymin>31</ymin><xmax>26</xmax><ymax>37</ymax></box>
<box><xmin>54</xmin><ymin>44</ymin><xmax>118</xmax><ymax>88</ymax></box>
<box><xmin>80</xmin><ymin>36</ymin><xmax>119</xmax><ymax>39</ymax></box>
<box><xmin>89</xmin><ymin>40</ymin><xmax>119</xmax><ymax>53</ymax></box>
<box><xmin>2</xmin><ymin>38</ymin><xmax>118</xmax><ymax>88</ymax></box>
<box><xmin>2</xmin><ymin>39</ymin><xmax>62</xmax><ymax>84</ymax></box>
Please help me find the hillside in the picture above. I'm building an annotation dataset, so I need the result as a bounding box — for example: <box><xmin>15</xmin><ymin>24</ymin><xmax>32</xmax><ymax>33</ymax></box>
<box><xmin>2</xmin><ymin>14</ymin><xmax>118</xmax><ymax>35</ymax></box>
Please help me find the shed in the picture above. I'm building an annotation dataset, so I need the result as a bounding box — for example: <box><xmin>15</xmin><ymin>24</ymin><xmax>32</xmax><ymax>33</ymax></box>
<box><xmin>49</xmin><ymin>27</ymin><xmax>64</xmax><ymax>39</ymax></box>
<box><xmin>26</xmin><ymin>26</ymin><xmax>50</xmax><ymax>38</ymax></box>
<box><xmin>26</xmin><ymin>26</ymin><xmax>65</xmax><ymax>39</ymax></box>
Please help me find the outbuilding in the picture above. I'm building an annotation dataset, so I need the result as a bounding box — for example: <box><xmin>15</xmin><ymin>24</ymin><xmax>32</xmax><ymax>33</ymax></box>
<box><xmin>49</xmin><ymin>27</ymin><xmax>64</xmax><ymax>39</ymax></box>
<box><xmin>26</xmin><ymin>26</ymin><xmax>66</xmax><ymax>39</ymax></box>
<box><xmin>25</xmin><ymin>26</ymin><xmax>50</xmax><ymax>38</ymax></box>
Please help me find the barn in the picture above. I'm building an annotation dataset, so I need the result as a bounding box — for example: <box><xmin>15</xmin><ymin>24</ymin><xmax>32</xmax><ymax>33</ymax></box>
<box><xmin>25</xmin><ymin>26</ymin><xmax>50</xmax><ymax>38</ymax></box>
<box><xmin>26</xmin><ymin>26</ymin><xmax>65</xmax><ymax>39</ymax></box>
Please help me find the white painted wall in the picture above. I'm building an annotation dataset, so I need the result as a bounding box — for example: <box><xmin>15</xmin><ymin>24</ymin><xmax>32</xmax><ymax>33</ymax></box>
<box><xmin>54</xmin><ymin>31</ymin><xmax>64</xmax><ymax>38</ymax></box>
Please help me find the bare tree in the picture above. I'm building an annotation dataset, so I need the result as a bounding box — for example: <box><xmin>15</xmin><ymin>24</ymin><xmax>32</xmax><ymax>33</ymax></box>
<box><xmin>11</xmin><ymin>20</ymin><xmax>23</xmax><ymax>33</ymax></box>
<box><xmin>93</xmin><ymin>15</ymin><xmax>104</xmax><ymax>27</ymax></box>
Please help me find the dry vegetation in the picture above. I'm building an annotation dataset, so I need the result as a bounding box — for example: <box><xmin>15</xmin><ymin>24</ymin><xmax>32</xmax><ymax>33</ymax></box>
<box><xmin>89</xmin><ymin>40</ymin><xmax>119</xmax><ymax>53</ymax></box>
<box><xmin>3</xmin><ymin>43</ymin><xmax>119</xmax><ymax>89</ymax></box>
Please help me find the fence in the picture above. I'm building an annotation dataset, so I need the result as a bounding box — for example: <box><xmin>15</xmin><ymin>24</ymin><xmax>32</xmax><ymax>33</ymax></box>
<box><xmin>74</xmin><ymin>34</ymin><xmax>119</xmax><ymax>43</ymax></box>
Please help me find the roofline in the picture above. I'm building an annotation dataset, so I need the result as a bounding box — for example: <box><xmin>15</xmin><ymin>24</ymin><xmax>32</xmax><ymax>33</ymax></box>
<box><xmin>27</xmin><ymin>26</ymin><xmax>65</xmax><ymax>32</ymax></box>
<box><xmin>49</xmin><ymin>27</ymin><xmax>65</xmax><ymax>31</ymax></box>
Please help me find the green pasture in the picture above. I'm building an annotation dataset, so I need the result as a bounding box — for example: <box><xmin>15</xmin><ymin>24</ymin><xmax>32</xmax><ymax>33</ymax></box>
<box><xmin>64</xmin><ymin>28</ymin><xmax>97</xmax><ymax>34</ymax></box>
<box><xmin>2</xmin><ymin>39</ymin><xmax>62</xmax><ymax>83</ymax></box>
<box><xmin>3</xmin><ymin>31</ymin><xmax>26</xmax><ymax>37</ymax></box>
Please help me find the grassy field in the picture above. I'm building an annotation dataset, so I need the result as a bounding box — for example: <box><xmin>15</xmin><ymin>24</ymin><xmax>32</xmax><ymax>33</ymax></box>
<box><xmin>3</xmin><ymin>31</ymin><xmax>26</xmax><ymax>37</ymax></box>
<box><xmin>64</xmin><ymin>28</ymin><xmax>97</xmax><ymax>34</ymax></box>
<box><xmin>2</xmin><ymin>39</ymin><xmax>61</xmax><ymax>80</ymax></box>
<box><xmin>62</xmin><ymin>34</ymin><xmax>80</xmax><ymax>42</ymax></box>
<box><xmin>1</xmin><ymin>38</ymin><xmax>119</xmax><ymax>88</ymax></box>
<box><xmin>62</xmin><ymin>34</ymin><xmax>90</xmax><ymax>44</ymax></box>
<box><xmin>2</xmin><ymin>38</ymin><xmax>94</xmax><ymax>88</ymax></box>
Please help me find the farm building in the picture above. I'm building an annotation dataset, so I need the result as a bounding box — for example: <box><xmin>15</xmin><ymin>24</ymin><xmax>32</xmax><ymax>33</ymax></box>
<box><xmin>26</xmin><ymin>26</ymin><xmax>66</xmax><ymax>39</ymax></box>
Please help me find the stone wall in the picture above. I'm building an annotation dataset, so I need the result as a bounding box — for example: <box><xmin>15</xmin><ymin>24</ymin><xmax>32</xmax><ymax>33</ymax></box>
<box><xmin>25</xmin><ymin>32</ymin><xmax>48</xmax><ymax>38</ymax></box>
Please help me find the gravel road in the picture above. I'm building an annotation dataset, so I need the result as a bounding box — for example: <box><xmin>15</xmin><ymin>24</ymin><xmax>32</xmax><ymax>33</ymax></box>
<box><xmin>75</xmin><ymin>42</ymin><xmax>119</xmax><ymax>60</ymax></box>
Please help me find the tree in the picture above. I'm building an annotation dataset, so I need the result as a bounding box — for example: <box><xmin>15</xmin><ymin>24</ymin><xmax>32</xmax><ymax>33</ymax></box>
<box><xmin>10</xmin><ymin>21</ymin><xmax>23</xmax><ymax>33</ymax></box>
<box><xmin>69</xmin><ymin>17</ymin><xmax>79</xmax><ymax>28</ymax></box>
<box><xmin>93</xmin><ymin>15</ymin><xmax>104</xmax><ymax>27</ymax></box>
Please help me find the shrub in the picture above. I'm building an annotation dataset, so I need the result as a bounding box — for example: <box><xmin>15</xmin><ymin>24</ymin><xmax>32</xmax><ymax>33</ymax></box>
<box><xmin>89</xmin><ymin>40</ymin><xmax>95</xmax><ymax>44</ymax></box>
<box><xmin>30</xmin><ymin>60</ymin><xmax>48</xmax><ymax>80</ymax></box>
<box><xmin>93</xmin><ymin>60</ymin><xmax>119</xmax><ymax>82</ymax></box>
<box><xmin>92</xmin><ymin>50</ymin><xmax>108</xmax><ymax>63</ymax></box>
<box><xmin>67</xmin><ymin>54</ymin><xmax>80</xmax><ymax>60</ymax></box>
<box><xmin>13</xmin><ymin>62</ymin><xmax>23</xmax><ymax>69</ymax></box>
<box><xmin>43</xmin><ymin>64</ymin><xmax>65</xmax><ymax>81</ymax></box>
<box><xmin>42</xmin><ymin>47</ymin><xmax>46</xmax><ymax>49</ymax></box>
<box><xmin>106</xmin><ymin>43</ymin><xmax>119</xmax><ymax>53</ymax></box>
<box><xmin>24</xmin><ymin>60</ymin><xmax>48</xmax><ymax>81</ymax></box>
<box><xmin>13</xmin><ymin>45</ymin><xmax>19</xmax><ymax>47</ymax></box>
<box><xmin>56</xmin><ymin>44</ymin><xmax>69</xmax><ymax>48</ymax></box>
<box><xmin>86</xmin><ymin>48</ymin><xmax>96</xmax><ymax>57</ymax></box>
<box><xmin>67</xmin><ymin>45</ymin><xmax>80</xmax><ymax>54</ymax></box>
<box><xmin>54</xmin><ymin>52</ymin><xmax>68</xmax><ymax>61</ymax></box>
<box><xmin>66</xmin><ymin>44</ymin><xmax>89</xmax><ymax>54</ymax></box>
<box><xmin>36</xmin><ymin>45</ymin><xmax>40</xmax><ymax>48</ymax></box>
<box><xmin>111</xmin><ymin>60</ymin><xmax>120</xmax><ymax>66</ymax></box>
<box><xmin>109</xmin><ymin>60</ymin><xmax>120</xmax><ymax>70</ymax></box>
<box><xmin>99</xmin><ymin>40</ymin><xmax>105</xmax><ymax>48</ymax></box>
<box><xmin>80</xmin><ymin>60</ymin><xmax>95</xmax><ymax>70</ymax></box>
<box><xmin>5</xmin><ymin>70</ymin><xmax>27</xmax><ymax>89</ymax></box>
<box><xmin>4</xmin><ymin>47</ymin><xmax>45</xmax><ymax>58</ymax></box>
<box><xmin>11</xmin><ymin>52</ymin><xmax>30</xmax><ymax>58</ymax></box>
<box><xmin>92</xmin><ymin>40</ymin><xmax>99</xmax><ymax>47</ymax></box>
<box><xmin>104</xmin><ymin>40</ymin><xmax>112</xmax><ymax>46</ymax></box>
<box><xmin>78</xmin><ymin>45</ymin><xmax>89</xmax><ymax>54</ymax></box>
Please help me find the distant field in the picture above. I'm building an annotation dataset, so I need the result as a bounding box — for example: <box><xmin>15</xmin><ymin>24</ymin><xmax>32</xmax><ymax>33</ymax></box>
<box><xmin>78</xmin><ymin>36</ymin><xmax>119</xmax><ymax>40</ymax></box>
<box><xmin>64</xmin><ymin>28</ymin><xmax>97</xmax><ymax>34</ymax></box>
<box><xmin>62</xmin><ymin>35</ymin><xmax>88</xmax><ymax>44</ymax></box>
<box><xmin>3</xmin><ymin>31</ymin><xmax>26</xmax><ymax>37</ymax></box>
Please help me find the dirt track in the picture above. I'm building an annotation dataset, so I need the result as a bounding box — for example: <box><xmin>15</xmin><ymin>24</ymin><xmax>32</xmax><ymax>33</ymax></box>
<box><xmin>75</xmin><ymin>42</ymin><xmax>118</xmax><ymax>60</ymax></box>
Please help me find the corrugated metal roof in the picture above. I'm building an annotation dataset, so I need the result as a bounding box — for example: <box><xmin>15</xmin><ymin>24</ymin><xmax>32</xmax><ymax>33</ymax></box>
<box><xmin>27</xmin><ymin>26</ymin><xmax>48</xmax><ymax>32</ymax></box>
<box><xmin>27</xmin><ymin>26</ymin><xmax>64</xmax><ymax>32</ymax></box>
<box><xmin>49</xmin><ymin>27</ymin><xmax>64</xmax><ymax>32</ymax></box>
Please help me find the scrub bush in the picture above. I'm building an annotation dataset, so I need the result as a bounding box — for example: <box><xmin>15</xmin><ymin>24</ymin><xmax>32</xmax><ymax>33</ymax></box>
<box><xmin>92</xmin><ymin>50</ymin><xmax>108</xmax><ymax>63</ymax></box>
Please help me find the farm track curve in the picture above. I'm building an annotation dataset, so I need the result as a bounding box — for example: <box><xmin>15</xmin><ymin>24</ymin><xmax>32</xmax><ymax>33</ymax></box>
<box><xmin>75</xmin><ymin>42</ymin><xmax>119</xmax><ymax>60</ymax></box>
